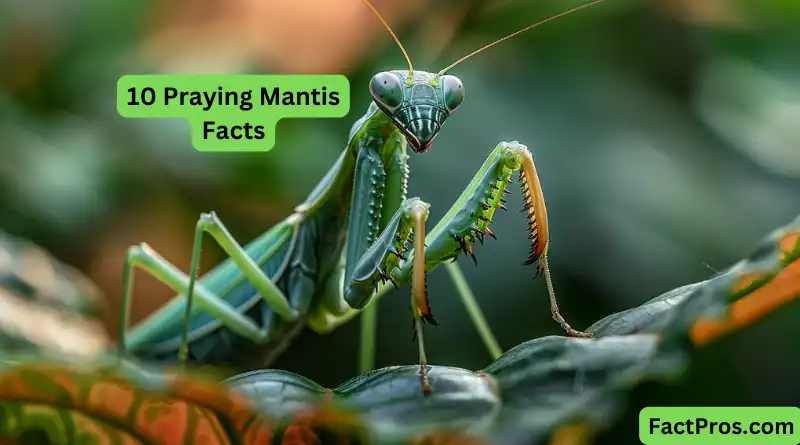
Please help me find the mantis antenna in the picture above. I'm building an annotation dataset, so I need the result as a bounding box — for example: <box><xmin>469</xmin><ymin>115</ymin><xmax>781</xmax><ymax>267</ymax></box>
<box><xmin>438</xmin><ymin>0</ymin><xmax>609</xmax><ymax>75</ymax></box>
<box><xmin>361</xmin><ymin>0</ymin><xmax>415</xmax><ymax>76</ymax></box>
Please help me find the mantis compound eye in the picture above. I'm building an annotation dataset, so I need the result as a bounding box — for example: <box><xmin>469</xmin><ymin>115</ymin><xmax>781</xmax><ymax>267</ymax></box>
<box><xmin>369</xmin><ymin>72</ymin><xmax>404</xmax><ymax>112</ymax></box>
<box><xmin>440</xmin><ymin>75</ymin><xmax>465</xmax><ymax>113</ymax></box>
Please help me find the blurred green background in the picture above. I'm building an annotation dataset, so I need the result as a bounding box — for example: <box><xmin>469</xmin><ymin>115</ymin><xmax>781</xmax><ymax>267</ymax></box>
<box><xmin>1</xmin><ymin>0</ymin><xmax>798</xmax><ymax>443</ymax></box>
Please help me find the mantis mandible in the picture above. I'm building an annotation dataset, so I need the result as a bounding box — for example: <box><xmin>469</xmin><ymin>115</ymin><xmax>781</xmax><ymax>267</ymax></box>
<box><xmin>116</xmin><ymin>0</ymin><xmax>607</xmax><ymax>393</ymax></box>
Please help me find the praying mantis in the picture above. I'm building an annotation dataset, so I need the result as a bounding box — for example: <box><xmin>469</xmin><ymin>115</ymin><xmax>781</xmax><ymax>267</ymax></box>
<box><xmin>117</xmin><ymin>0</ymin><xmax>607</xmax><ymax>393</ymax></box>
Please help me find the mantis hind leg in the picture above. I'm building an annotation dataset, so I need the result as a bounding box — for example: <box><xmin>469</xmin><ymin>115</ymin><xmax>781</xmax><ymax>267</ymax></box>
<box><xmin>119</xmin><ymin>212</ymin><xmax>303</xmax><ymax>363</ymax></box>
<box><xmin>118</xmin><ymin>243</ymin><xmax>274</xmax><ymax>362</ymax></box>
<box><xmin>180</xmin><ymin>211</ymin><xmax>312</xmax><ymax>362</ymax></box>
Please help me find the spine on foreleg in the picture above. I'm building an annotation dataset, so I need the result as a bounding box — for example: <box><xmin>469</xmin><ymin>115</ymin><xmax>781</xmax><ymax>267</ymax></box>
<box><xmin>392</xmin><ymin>142</ymin><xmax>523</xmax><ymax>283</ymax></box>
<box><xmin>343</xmin><ymin>142</ymin><xmax>386</xmax><ymax>291</ymax></box>
<box><xmin>517</xmin><ymin>146</ymin><xmax>550</xmax><ymax>276</ymax></box>
<box><xmin>344</xmin><ymin>198</ymin><xmax>419</xmax><ymax>309</ymax></box>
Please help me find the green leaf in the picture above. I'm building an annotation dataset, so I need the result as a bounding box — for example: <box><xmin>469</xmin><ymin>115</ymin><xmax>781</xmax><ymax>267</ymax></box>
<box><xmin>334</xmin><ymin>366</ymin><xmax>500</xmax><ymax>442</ymax></box>
<box><xmin>482</xmin><ymin>334</ymin><xmax>682</xmax><ymax>443</ymax></box>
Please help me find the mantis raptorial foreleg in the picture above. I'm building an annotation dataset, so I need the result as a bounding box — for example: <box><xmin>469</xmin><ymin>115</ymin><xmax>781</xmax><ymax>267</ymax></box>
<box><xmin>334</xmin><ymin>141</ymin><xmax>591</xmax><ymax>391</ymax></box>
<box><xmin>341</xmin><ymin>194</ymin><xmax>435</xmax><ymax>391</ymax></box>
<box><xmin>396</xmin><ymin>142</ymin><xmax>590</xmax><ymax>341</ymax></box>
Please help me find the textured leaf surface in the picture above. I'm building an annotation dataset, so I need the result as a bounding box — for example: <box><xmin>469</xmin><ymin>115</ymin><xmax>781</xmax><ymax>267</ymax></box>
<box><xmin>587</xmin><ymin>216</ymin><xmax>800</xmax><ymax>343</ymax></box>
<box><xmin>226</xmin><ymin>366</ymin><xmax>500</xmax><ymax>443</ymax></box>
<box><xmin>335</xmin><ymin>366</ymin><xmax>499</xmax><ymax>441</ymax></box>
<box><xmin>483</xmin><ymin>334</ymin><xmax>679</xmax><ymax>444</ymax></box>
<box><xmin>0</xmin><ymin>230</ymin><xmax>109</xmax><ymax>358</ymax></box>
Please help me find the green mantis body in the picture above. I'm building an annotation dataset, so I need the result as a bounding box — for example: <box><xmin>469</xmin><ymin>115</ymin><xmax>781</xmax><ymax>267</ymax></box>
<box><xmin>118</xmin><ymin>0</ymin><xmax>604</xmax><ymax>392</ymax></box>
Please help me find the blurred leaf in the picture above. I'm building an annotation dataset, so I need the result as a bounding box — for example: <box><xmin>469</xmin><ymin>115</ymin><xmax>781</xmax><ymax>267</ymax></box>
<box><xmin>224</xmin><ymin>369</ymin><xmax>331</xmax><ymax>420</ymax></box>
<box><xmin>695</xmin><ymin>56</ymin><xmax>800</xmax><ymax>178</ymax></box>
<box><xmin>0</xmin><ymin>358</ymin><xmax>274</xmax><ymax>445</ymax></box>
<box><xmin>0</xmin><ymin>230</ymin><xmax>109</xmax><ymax>359</ymax></box>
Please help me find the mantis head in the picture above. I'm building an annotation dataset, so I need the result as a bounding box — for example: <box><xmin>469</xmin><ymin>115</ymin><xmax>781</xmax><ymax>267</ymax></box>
<box><xmin>360</xmin><ymin>0</ymin><xmax>607</xmax><ymax>153</ymax></box>
<box><xmin>369</xmin><ymin>70</ymin><xmax>464</xmax><ymax>153</ymax></box>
